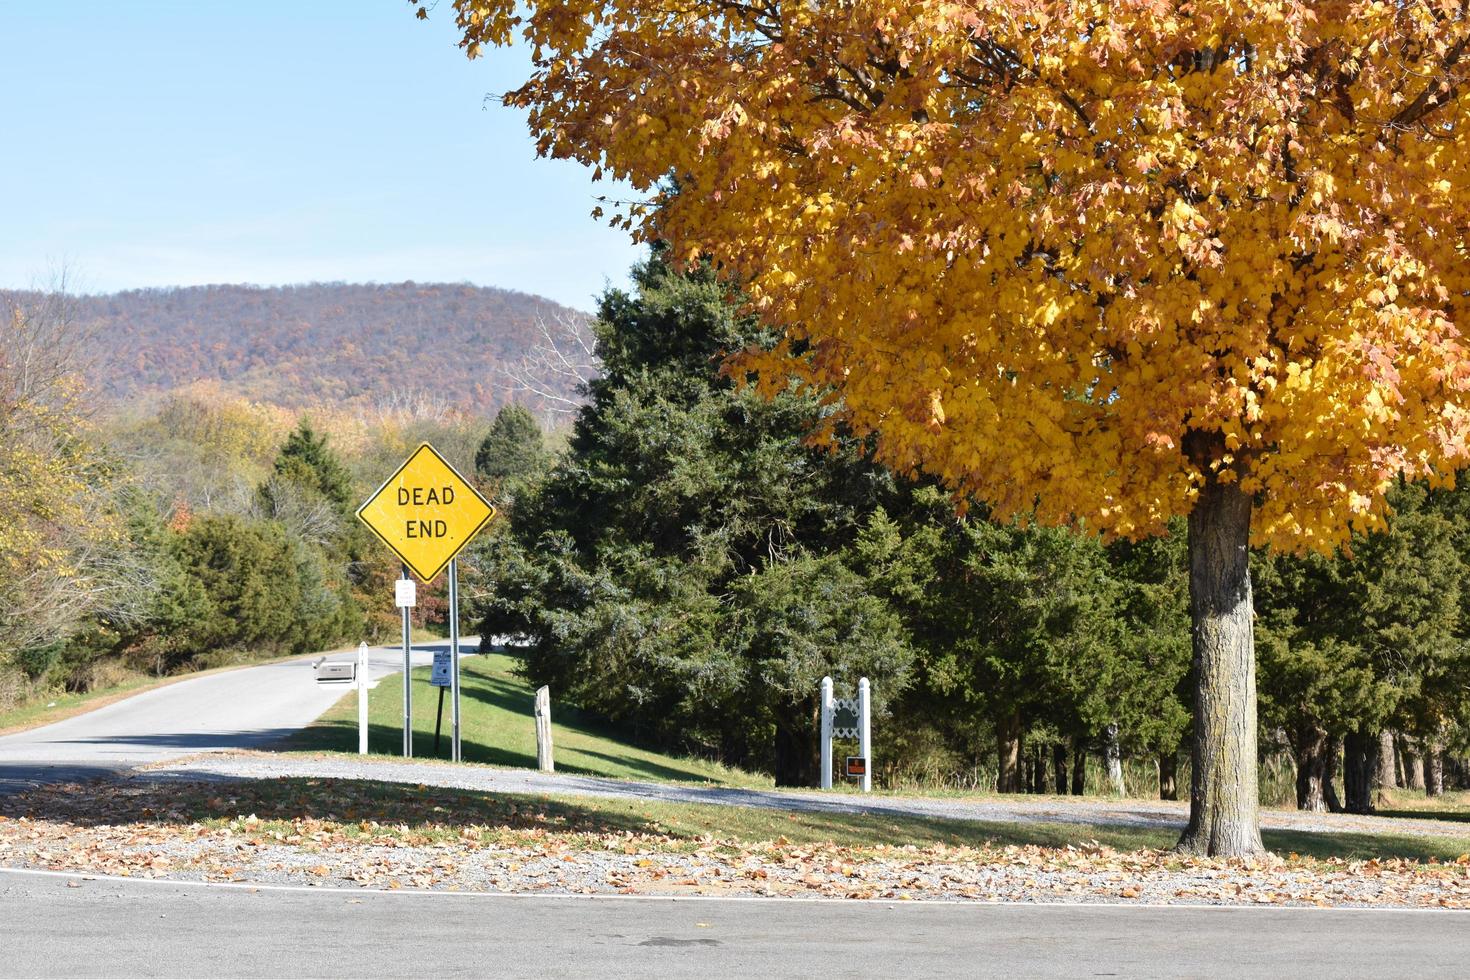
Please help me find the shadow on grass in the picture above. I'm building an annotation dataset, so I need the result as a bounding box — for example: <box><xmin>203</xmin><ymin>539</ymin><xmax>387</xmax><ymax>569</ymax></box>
<box><xmin>1377</xmin><ymin>808</ymin><xmax>1470</xmax><ymax>825</ymax></box>
<box><xmin>554</xmin><ymin>746</ymin><xmax>731</xmax><ymax>785</ymax></box>
<box><xmin>457</xmin><ymin>676</ymin><xmax>713</xmax><ymax>778</ymax></box>
<box><xmin>0</xmin><ymin>773</ymin><xmax>1169</xmax><ymax>853</ymax></box>
<box><xmin>287</xmin><ymin>721</ymin><xmax>531</xmax><ymax>769</ymax></box>
<box><xmin>1257</xmin><ymin>826</ymin><xmax>1470</xmax><ymax>863</ymax></box>
<box><xmin>291</xmin><ymin>670</ymin><xmax>730</xmax><ymax>785</ymax></box>
<box><xmin>4</xmin><ymin>775</ymin><xmax>1469</xmax><ymax>863</ymax></box>
<box><xmin>0</xmin><ymin>775</ymin><xmax>652</xmax><ymax>837</ymax></box>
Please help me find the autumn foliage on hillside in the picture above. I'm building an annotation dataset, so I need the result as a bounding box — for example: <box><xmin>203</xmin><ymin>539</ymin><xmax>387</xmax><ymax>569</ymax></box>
<box><xmin>10</xmin><ymin>282</ymin><xmax>588</xmax><ymax>414</ymax></box>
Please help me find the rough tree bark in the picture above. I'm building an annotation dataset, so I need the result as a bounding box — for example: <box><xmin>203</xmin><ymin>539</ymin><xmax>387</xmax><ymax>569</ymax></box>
<box><xmin>1071</xmin><ymin>741</ymin><xmax>1086</xmax><ymax>795</ymax></box>
<box><xmin>1177</xmin><ymin>478</ymin><xmax>1266</xmax><ymax>857</ymax></box>
<box><xmin>1426</xmin><ymin>743</ymin><xmax>1444</xmax><ymax>798</ymax></box>
<box><xmin>1325</xmin><ymin>736</ymin><xmax>1344</xmax><ymax>813</ymax></box>
<box><xmin>1158</xmin><ymin>750</ymin><xmax>1179</xmax><ymax>801</ymax></box>
<box><xmin>1342</xmin><ymin>732</ymin><xmax>1376</xmax><ymax>814</ymax></box>
<box><xmin>1104</xmin><ymin>723</ymin><xmax>1126</xmax><ymax>796</ymax></box>
<box><xmin>1292</xmin><ymin>724</ymin><xmax>1330</xmax><ymax>813</ymax></box>
<box><xmin>1053</xmin><ymin>743</ymin><xmax>1069</xmax><ymax>796</ymax></box>
<box><xmin>1402</xmin><ymin>736</ymin><xmax>1426</xmax><ymax>791</ymax></box>
<box><xmin>1377</xmin><ymin>730</ymin><xmax>1398</xmax><ymax>792</ymax></box>
<box><xmin>996</xmin><ymin>711</ymin><xmax>1022</xmax><ymax>793</ymax></box>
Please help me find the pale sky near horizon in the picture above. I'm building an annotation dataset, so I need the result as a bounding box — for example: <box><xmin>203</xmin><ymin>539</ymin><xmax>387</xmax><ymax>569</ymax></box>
<box><xmin>0</xmin><ymin>1</ymin><xmax>643</xmax><ymax>310</ymax></box>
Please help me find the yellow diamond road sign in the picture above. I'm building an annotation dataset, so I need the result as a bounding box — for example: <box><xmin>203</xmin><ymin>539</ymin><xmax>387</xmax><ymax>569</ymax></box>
<box><xmin>356</xmin><ymin>443</ymin><xmax>497</xmax><ymax>582</ymax></box>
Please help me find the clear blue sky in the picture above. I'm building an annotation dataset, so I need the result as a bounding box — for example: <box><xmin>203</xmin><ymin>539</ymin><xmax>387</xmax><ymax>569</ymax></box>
<box><xmin>0</xmin><ymin>1</ymin><xmax>642</xmax><ymax>310</ymax></box>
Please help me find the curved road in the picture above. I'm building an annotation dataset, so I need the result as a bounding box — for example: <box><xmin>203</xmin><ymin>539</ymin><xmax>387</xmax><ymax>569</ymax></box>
<box><xmin>0</xmin><ymin>640</ymin><xmax>469</xmax><ymax>794</ymax></box>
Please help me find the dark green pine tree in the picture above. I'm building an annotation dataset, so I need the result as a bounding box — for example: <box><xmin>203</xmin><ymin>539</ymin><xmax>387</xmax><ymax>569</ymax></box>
<box><xmin>1256</xmin><ymin>482</ymin><xmax>1467</xmax><ymax>812</ymax></box>
<box><xmin>266</xmin><ymin>421</ymin><xmax>354</xmax><ymax>513</ymax></box>
<box><xmin>470</xmin><ymin>252</ymin><xmax>913</xmax><ymax>785</ymax></box>
<box><xmin>851</xmin><ymin>490</ymin><xmax>1186</xmax><ymax>796</ymax></box>
<box><xmin>475</xmin><ymin>404</ymin><xmax>551</xmax><ymax>487</ymax></box>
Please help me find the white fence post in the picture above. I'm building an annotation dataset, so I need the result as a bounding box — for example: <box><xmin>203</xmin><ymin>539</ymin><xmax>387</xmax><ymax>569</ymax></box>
<box><xmin>858</xmin><ymin>676</ymin><xmax>872</xmax><ymax>793</ymax></box>
<box><xmin>534</xmin><ymin>685</ymin><xmax>554</xmax><ymax>773</ymax></box>
<box><xmin>820</xmin><ymin>675</ymin><xmax>834</xmax><ymax>790</ymax></box>
<box><xmin>357</xmin><ymin>642</ymin><xmax>369</xmax><ymax>755</ymax></box>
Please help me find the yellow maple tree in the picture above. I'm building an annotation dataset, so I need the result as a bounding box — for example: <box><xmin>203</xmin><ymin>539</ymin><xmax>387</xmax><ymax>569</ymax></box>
<box><xmin>425</xmin><ymin>0</ymin><xmax>1470</xmax><ymax>855</ymax></box>
<box><xmin>0</xmin><ymin>295</ymin><xmax>124</xmax><ymax>658</ymax></box>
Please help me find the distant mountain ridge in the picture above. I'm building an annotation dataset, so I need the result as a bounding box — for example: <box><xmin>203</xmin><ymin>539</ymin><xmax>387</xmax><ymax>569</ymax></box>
<box><xmin>44</xmin><ymin>281</ymin><xmax>587</xmax><ymax>414</ymax></box>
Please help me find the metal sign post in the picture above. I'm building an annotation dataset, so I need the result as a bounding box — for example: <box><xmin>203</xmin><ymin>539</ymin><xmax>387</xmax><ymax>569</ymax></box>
<box><xmin>430</xmin><ymin>646</ymin><xmax>450</xmax><ymax>754</ymax></box>
<box><xmin>448</xmin><ymin>558</ymin><xmax>462</xmax><ymax>763</ymax></box>
<box><xmin>399</xmin><ymin>566</ymin><xmax>414</xmax><ymax>758</ymax></box>
<box><xmin>356</xmin><ymin>442</ymin><xmax>497</xmax><ymax>766</ymax></box>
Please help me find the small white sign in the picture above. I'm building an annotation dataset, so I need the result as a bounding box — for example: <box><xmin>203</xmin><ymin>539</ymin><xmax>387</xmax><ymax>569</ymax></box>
<box><xmin>395</xmin><ymin>578</ymin><xmax>417</xmax><ymax>608</ymax></box>
<box><xmin>430</xmin><ymin>650</ymin><xmax>451</xmax><ymax>688</ymax></box>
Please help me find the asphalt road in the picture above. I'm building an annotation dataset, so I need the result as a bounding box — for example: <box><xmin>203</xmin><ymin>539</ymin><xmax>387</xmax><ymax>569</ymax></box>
<box><xmin>0</xmin><ymin>641</ymin><xmax>472</xmax><ymax>794</ymax></box>
<box><xmin>1</xmin><ymin>868</ymin><xmax>1464</xmax><ymax>979</ymax></box>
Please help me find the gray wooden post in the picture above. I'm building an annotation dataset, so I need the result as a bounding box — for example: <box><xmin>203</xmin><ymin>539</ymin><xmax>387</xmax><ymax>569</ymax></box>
<box><xmin>534</xmin><ymin>685</ymin><xmax>554</xmax><ymax>772</ymax></box>
<box><xmin>820</xmin><ymin>676</ymin><xmax>833</xmax><ymax>790</ymax></box>
<box><xmin>858</xmin><ymin>676</ymin><xmax>872</xmax><ymax>793</ymax></box>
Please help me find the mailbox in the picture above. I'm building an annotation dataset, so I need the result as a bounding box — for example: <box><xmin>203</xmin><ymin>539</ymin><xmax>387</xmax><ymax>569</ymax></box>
<box><xmin>316</xmin><ymin>660</ymin><xmax>356</xmax><ymax>684</ymax></box>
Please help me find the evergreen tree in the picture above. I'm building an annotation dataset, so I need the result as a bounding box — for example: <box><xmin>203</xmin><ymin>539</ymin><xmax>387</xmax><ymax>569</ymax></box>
<box><xmin>1256</xmin><ymin>483</ymin><xmax>1467</xmax><ymax>812</ymax></box>
<box><xmin>1099</xmin><ymin>531</ymin><xmax>1193</xmax><ymax>798</ymax></box>
<box><xmin>471</xmin><ymin>254</ymin><xmax>912</xmax><ymax>785</ymax></box>
<box><xmin>475</xmin><ymin>404</ymin><xmax>551</xmax><ymax>486</ymax></box>
<box><xmin>855</xmin><ymin>490</ymin><xmax>1190</xmax><ymax>795</ymax></box>
<box><xmin>261</xmin><ymin>421</ymin><xmax>353</xmax><ymax>514</ymax></box>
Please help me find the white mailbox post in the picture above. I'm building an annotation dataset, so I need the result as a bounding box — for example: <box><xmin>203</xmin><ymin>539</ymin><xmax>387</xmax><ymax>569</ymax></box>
<box><xmin>820</xmin><ymin>676</ymin><xmax>834</xmax><ymax>790</ymax></box>
<box><xmin>819</xmin><ymin>675</ymin><xmax>871</xmax><ymax>793</ymax></box>
<box><xmin>357</xmin><ymin>642</ymin><xmax>370</xmax><ymax>755</ymax></box>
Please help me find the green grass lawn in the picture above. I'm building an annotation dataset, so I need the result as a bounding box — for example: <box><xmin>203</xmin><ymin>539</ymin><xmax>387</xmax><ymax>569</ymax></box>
<box><xmin>282</xmin><ymin>653</ymin><xmax>1470</xmax><ymax>863</ymax></box>
<box><xmin>292</xmin><ymin>651</ymin><xmax>770</xmax><ymax>788</ymax></box>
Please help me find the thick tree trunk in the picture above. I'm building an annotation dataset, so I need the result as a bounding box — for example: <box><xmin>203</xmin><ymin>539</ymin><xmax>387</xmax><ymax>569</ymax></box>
<box><xmin>1449</xmin><ymin>755</ymin><xmax>1468</xmax><ymax>791</ymax></box>
<box><xmin>1292</xmin><ymin>725</ymin><xmax>1330</xmax><ymax>813</ymax></box>
<box><xmin>1071</xmin><ymin>741</ymin><xmax>1086</xmax><ymax>795</ymax></box>
<box><xmin>1053</xmin><ymin>743</ymin><xmax>1069</xmax><ymax>795</ymax></box>
<box><xmin>1177</xmin><ymin>479</ymin><xmax>1266</xmax><ymax>857</ymax></box>
<box><xmin>996</xmin><ymin>711</ymin><xmax>1021</xmax><ymax>793</ymax></box>
<box><xmin>1159</xmin><ymin>750</ymin><xmax>1179</xmax><ymax>801</ymax></box>
<box><xmin>1402</xmin><ymin>737</ymin><xmax>1426</xmax><ymax>791</ymax></box>
<box><xmin>772</xmin><ymin>713</ymin><xmax>816</xmax><ymax>788</ymax></box>
<box><xmin>1325</xmin><ymin>736</ymin><xmax>1344</xmax><ymax>813</ymax></box>
<box><xmin>1377</xmin><ymin>730</ymin><xmax>1397</xmax><ymax>792</ymax></box>
<box><xmin>1426</xmin><ymin>743</ymin><xmax>1444</xmax><ymax>797</ymax></box>
<box><xmin>1342</xmin><ymin>732</ymin><xmax>1376</xmax><ymax>814</ymax></box>
<box><xmin>1103</xmin><ymin>722</ymin><xmax>1126</xmax><ymax>796</ymax></box>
